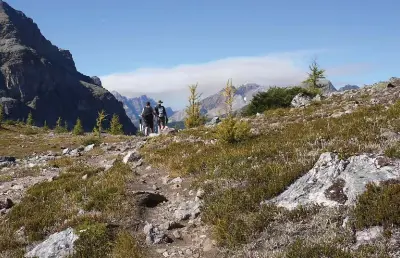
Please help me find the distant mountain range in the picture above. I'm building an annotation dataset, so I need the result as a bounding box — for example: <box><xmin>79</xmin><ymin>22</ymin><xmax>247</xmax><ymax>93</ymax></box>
<box><xmin>117</xmin><ymin>80</ymin><xmax>348</xmax><ymax>124</ymax></box>
<box><xmin>111</xmin><ymin>92</ymin><xmax>175</xmax><ymax>126</ymax></box>
<box><xmin>170</xmin><ymin>83</ymin><xmax>268</xmax><ymax>122</ymax></box>
<box><xmin>339</xmin><ymin>85</ymin><xmax>360</xmax><ymax>91</ymax></box>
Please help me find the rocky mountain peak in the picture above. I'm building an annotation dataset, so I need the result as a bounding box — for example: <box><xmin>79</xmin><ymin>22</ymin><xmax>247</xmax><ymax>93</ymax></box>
<box><xmin>0</xmin><ymin>2</ymin><xmax>77</xmax><ymax>72</ymax></box>
<box><xmin>0</xmin><ymin>1</ymin><xmax>136</xmax><ymax>133</ymax></box>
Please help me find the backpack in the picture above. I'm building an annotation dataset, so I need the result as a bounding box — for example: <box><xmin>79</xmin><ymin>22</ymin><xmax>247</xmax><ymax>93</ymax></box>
<box><xmin>142</xmin><ymin>106</ymin><xmax>153</xmax><ymax>121</ymax></box>
<box><xmin>156</xmin><ymin>106</ymin><xmax>166</xmax><ymax>118</ymax></box>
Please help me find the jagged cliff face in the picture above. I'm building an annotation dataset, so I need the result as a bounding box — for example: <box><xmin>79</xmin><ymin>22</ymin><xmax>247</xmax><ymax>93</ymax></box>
<box><xmin>0</xmin><ymin>1</ymin><xmax>136</xmax><ymax>134</ymax></box>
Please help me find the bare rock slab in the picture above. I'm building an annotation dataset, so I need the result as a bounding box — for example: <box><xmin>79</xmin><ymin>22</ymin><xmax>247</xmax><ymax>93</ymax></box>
<box><xmin>266</xmin><ymin>152</ymin><xmax>400</xmax><ymax>210</ymax></box>
<box><xmin>25</xmin><ymin>228</ymin><xmax>78</xmax><ymax>258</ymax></box>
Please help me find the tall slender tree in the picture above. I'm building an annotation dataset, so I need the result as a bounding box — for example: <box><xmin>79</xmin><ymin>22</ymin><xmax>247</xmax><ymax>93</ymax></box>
<box><xmin>109</xmin><ymin>114</ymin><xmax>124</xmax><ymax>135</ymax></box>
<box><xmin>184</xmin><ymin>83</ymin><xmax>205</xmax><ymax>128</ymax></box>
<box><xmin>223</xmin><ymin>78</ymin><xmax>235</xmax><ymax>117</ymax></box>
<box><xmin>303</xmin><ymin>58</ymin><xmax>326</xmax><ymax>89</ymax></box>
<box><xmin>95</xmin><ymin>110</ymin><xmax>107</xmax><ymax>138</ymax></box>
<box><xmin>73</xmin><ymin>118</ymin><xmax>84</xmax><ymax>135</ymax></box>
<box><xmin>26</xmin><ymin>111</ymin><xmax>34</xmax><ymax>126</ymax></box>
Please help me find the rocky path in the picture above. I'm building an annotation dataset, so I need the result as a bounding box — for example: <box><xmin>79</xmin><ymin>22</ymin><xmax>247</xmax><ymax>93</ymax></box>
<box><xmin>1</xmin><ymin>136</ymin><xmax>219</xmax><ymax>258</ymax></box>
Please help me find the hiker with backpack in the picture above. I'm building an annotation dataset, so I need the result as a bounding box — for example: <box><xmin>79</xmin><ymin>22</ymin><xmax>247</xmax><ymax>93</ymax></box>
<box><xmin>155</xmin><ymin>100</ymin><xmax>168</xmax><ymax>131</ymax></box>
<box><xmin>141</xmin><ymin>101</ymin><xmax>156</xmax><ymax>136</ymax></box>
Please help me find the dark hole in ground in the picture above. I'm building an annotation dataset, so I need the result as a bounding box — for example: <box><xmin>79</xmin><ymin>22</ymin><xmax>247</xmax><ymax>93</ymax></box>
<box><xmin>135</xmin><ymin>192</ymin><xmax>168</xmax><ymax>208</ymax></box>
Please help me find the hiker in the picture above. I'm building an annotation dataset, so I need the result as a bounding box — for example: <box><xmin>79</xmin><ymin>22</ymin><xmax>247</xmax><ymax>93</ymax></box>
<box><xmin>141</xmin><ymin>102</ymin><xmax>155</xmax><ymax>136</ymax></box>
<box><xmin>155</xmin><ymin>100</ymin><xmax>168</xmax><ymax>131</ymax></box>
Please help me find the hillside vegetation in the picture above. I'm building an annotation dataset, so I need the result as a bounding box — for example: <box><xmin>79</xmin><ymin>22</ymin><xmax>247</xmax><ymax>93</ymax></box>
<box><xmin>2</xmin><ymin>78</ymin><xmax>400</xmax><ymax>258</ymax></box>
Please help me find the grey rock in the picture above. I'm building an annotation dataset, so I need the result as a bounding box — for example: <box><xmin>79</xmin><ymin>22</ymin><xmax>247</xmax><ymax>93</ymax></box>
<box><xmin>172</xmin><ymin>230</ymin><xmax>182</xmax><ymax>240</ymax></box>
<box><xmin>0</xmin><ymin>156</ymin><xmax>16</xmax><ymax>163</ymax></box>
<box><xmin>25</xmin><ymin>228</ymin><xmax>78</xmax><ymax>258</ymax></box>
<box><xmin>83</xmin><ymin>144</ymin><xmax>95</xmax><ymax>152</ymax></box>
<box><xmin>62</xmin><ymin>148</ymin><xmax>70</xmax><ymax>155</ymax></box>
<box><xmin>143</xmin><ymin>222</ymin><xmax>170</xmax><ymax>245</ymax></box>
<box><xmin>174</xmin><ymin>200</ymin><xmax>202</xmax><ymax>221</ymax></box>
<box><xmin>266</xmin><ymin>152</ymin><xmax>400</xmax><ymax>209</ymax></box>
<box><xmin>122</xmin><ymin>151</ymin><xmax>141</xmax><ymax>164</ymax></box>
<box><xmin>355</xmin><ymin>226</ymin><xmax>383</xmax><ymax>247</ymax></box>
<box><xmin>0</xmin><ymin>198</ymin><xmax>14</xmax><ymax>209</ymax></box>
<box><xmin>291</xmin><ymin>93</ymin><xmax>312</xmax><ymax>108</ymax></box>
<box><xmin>206</xmin><ymin>116</ymin><xmax>221</xmax><ymax>127</ymax></box>
<box><xmin>170</xmin><ymin>177</ymin><xmax>183</xmax><ymax>184</ymax></box>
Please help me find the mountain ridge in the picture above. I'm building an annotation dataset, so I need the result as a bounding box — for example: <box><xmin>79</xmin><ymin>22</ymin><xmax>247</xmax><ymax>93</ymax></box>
<box><xmin>0</xmin><ymin>1</ymin><xmax>136</xmax><ymax>133</ymax></box>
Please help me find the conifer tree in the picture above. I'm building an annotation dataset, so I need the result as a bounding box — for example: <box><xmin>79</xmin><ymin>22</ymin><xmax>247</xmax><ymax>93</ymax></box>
<box><xmin>303</xmin><ymin>58</ymin><xmax>326</xmax><ymax>89</ymax></box>
<box><xmin>184</xmin><ymin>83</ymin><xmax>206</xmax><ymax>128</ymax></box>
<box><xmin>43</xmin><ymin>120</ymin><xmax>49</xmax><ymax>131</ymax></box>
<box><xmin>223</xmin><ymin>78</ymin><xmax>235</xmax><ymax>117</ymax></box>
<box><xmin>95</xmin><ymin>110</ymin><xmax>107</xmax><ymax>138</ymax></box>
<box><xmin>55</xmin><ymin>117</ymin><xmax>65</xmax><ymax>133</ymax></box>
<box><xmin>26</xmin><ymin>112</ymin><xmax>34</xmax><ymax>126</ymax></box>
<box><xmin>109</xmin><ymin>114</ymin><xmax>124</xmax><ymax>135</ymax></box>
<box><xmin>73</xmin><ymin>118</ymin><xmax>84</xmax><ymax>135</ymax></box>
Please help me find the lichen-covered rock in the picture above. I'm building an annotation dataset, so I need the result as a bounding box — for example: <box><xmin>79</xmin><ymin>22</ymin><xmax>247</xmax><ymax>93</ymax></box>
<box><xmin>266</xmin><ymin>152</ymin><xmax>400</xmax><ymax>210</ymax></box>
<box><xmin>25</xmin><ymin>228</ymin><xmax>78</xmax><ymax>258</ymax></box>
<box><xmin>291</xmin><ymin>93</ymin><xmax>312</xmax><ymax>108</ymax></box>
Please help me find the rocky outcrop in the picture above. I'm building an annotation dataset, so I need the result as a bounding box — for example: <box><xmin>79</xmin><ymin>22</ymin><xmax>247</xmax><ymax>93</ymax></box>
<box><xmin>266</xmin><ymin>152</ymin><xmax>400</xmax><ymax>210</ymax></box>
<box><xmin>25</xmin><ymin>228</ymin><xmax>78</xmax><ymax>258</ymax></box>
<box><xmin>291</xmin><ymin>93</ymin><xmax>312</xmax><ymax>108</ymax></box>
<box><xmin>0</xmin><ymin>1</ymin><xmax>136</xmax><ymax>134</ymax></box>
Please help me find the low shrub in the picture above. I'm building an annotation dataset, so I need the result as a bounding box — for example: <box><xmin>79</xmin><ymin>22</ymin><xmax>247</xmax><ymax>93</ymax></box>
<box><xmin>215</xmin><ymin>117</ymin><xmax>251</xmax><ymax>144</ymax></box>
<box><xmin>244</xmin><ymin>86</ymin><xmax>318</xmax><ymax>116</ymax></box>
<box><xmin>354</xmin><ymin>180</ymin><xmax>400</xmax><ymax>229</ymax></box>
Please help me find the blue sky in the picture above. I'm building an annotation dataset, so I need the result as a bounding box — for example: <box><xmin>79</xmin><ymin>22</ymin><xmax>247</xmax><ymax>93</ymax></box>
<box><xmin>7</xmin><ymin>0</ymin><xmax>400</xmax><ymax>108</ymax></box>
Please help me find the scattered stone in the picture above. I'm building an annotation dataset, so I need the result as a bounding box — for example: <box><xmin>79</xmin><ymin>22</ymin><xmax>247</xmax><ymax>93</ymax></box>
<box><xmin>160</xmin><ymin>221</ymin><xmax>185</xmax><ymax>231</ymax></box>
<box><xmin>83</xmin><ymin>144</ymin><xmax>95</xmax><ymax>152</ymax></box>
<box><xmin>202</xmin><ymin>238</ymin><xmax>214</xmax><ymax>252</ymax></box>
<box><xmin>25</xmin><ymin>228</ymin><xmax>78</xmax><ymax>258</ymax></box>
<box><xmin>143</xmin><ymin>222</ymin><xmax>171</xmax><ymax>245</ymax></box>
<box><xmin>0</xmin><ymin>156</ymin><xmax>16</xmax><ymax>163</ymax></box>
<box><xmin>174</xmin><ymin>200</ymin><xmax>202</xmax><ymax>221</ymax></box>
<box><xmin>173</xmin><ymin>230</ymin><xmax>182</xmax><ymax>240</ymax></box>
<box><xmin>123</xmin><ymin>151</ymin><xmax>141</xmax><ymax>164</ymax></box>
<box><xmin>170</xmin><ymin>177</ymin><xmax>183</xmax><ymax>184</ymax></box>
<box><xmin>355</xmin><ymin>226</ymin><xmax>383</xmax><ymax>247</ymax></box>
<box><xmin>0</xmin><ymin>198</ymin><xmax>14</xmax><ymax>209</ymax></box>
<box><xmin>196</xmin><ymin>189</ymin><xmax>205</xmax><ymax>199</ymax></box>
<box><xmin>160</xmin><ymin>128</ymin><xmax>177</xmax><ymax>135</ymax></box>
<box><xmin>81</xmin><ymin>174</ymin><xmax>88</xmax><ymax>181</ymax></box>
<box><xmin>62</xmin><ymin>148</ymin><xmax>70</xmax><ymax>155</ymax></box>
<box><xmin>313</xmin><ymin>94</ymin><xmax>322</xmax><ymax>102</ymax></box>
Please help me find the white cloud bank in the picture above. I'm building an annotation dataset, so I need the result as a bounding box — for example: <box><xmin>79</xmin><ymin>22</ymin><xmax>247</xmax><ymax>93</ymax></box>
<box><xmin>100</xmin><ymin>50</ymin><xmax>366</xmax><ymax>110</ymax></box>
